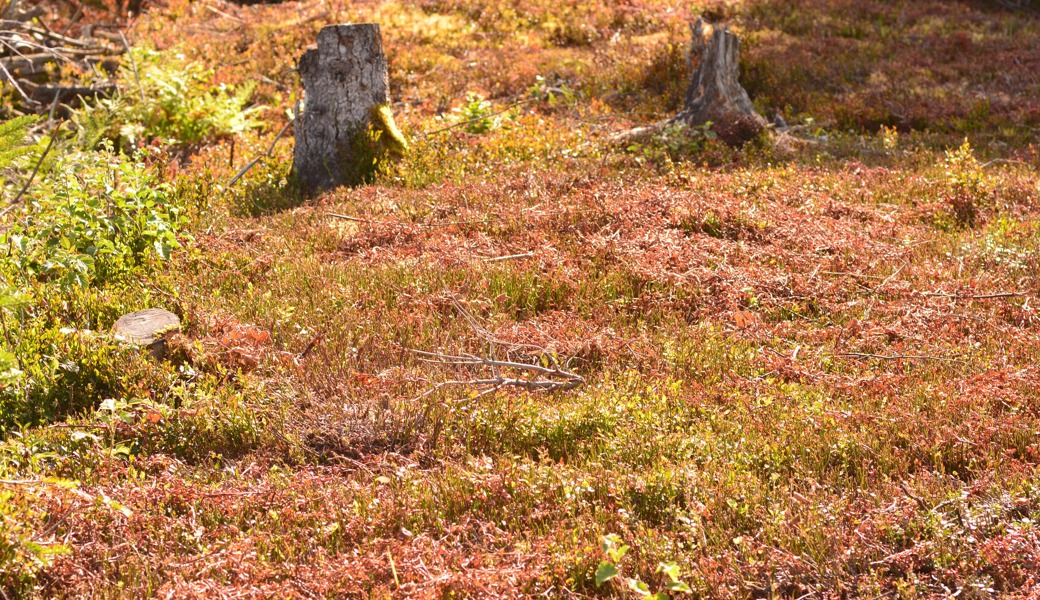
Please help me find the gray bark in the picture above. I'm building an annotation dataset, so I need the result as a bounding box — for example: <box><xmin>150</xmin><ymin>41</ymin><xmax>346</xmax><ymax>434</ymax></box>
<box><xmin>293</xmin><ymin>23</ymin><xmax>389</xmax><ymax>194</ymax></box>
<box><xmin>672</xmin><ymin>19</ymin><xmax>766</xmax><ymax>146</ymax></box>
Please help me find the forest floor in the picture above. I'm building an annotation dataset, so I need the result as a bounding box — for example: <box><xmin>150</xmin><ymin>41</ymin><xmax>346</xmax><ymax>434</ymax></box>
<box><xmin>3</xmin><ymin>0</ymin><xmax>1040</xmax><ymax>598</ymax></box>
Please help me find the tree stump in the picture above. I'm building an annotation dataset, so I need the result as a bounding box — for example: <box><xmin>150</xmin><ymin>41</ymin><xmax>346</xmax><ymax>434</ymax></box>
<box><xmin>671</xmin><ymin>18</ymin><xmax>767</xmax><ymax>146</ymax></box>
<box><xmin>113</xmin><ymin>308</ymin><xmax>180</xmax><ymax>360</ymax></box>
<box><xmin>293</xmin><ymin>23</ymin><xmax>390</xmax><ymax>194</ymax></box>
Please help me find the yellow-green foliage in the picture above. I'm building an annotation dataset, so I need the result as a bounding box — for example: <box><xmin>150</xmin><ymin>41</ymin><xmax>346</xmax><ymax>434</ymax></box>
<box><xmin>370</xmin><ymin>104</ymin><xmax>409</xmax><ymax>156</ymax></box>
<box><xmin>74</xmin><ymin>48</ymin><xmax>263</xmax><ymax>151</ymax></box>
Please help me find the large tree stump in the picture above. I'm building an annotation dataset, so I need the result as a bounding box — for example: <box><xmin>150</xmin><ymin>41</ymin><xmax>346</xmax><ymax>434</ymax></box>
<box><xmin>672</xmin><ymin>18</ymin><xmax>767</xmax><ymax>146</ymax></box>
<box><xmin>293</xmin><ymin>23</ymin><xmax>390</xmax><ymax>194</ymax></box>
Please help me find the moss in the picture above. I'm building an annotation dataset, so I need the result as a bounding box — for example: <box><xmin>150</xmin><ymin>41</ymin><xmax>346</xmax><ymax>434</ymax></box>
<box><xmin>370</xmin><ymin>104</ymin><xmax>410</xmax><ymax>156</ymax></box>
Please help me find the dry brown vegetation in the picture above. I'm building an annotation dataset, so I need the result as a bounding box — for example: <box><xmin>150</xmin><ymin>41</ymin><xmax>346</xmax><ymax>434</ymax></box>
<box><xmin>2</xmin><ymin>0</ymin><xmax>1040</xmax><ymax>598</ymax></box>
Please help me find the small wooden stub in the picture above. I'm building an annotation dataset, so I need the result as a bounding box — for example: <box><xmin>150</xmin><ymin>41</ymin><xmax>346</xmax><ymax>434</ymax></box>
<box><xmin>113</xmin><ymin>308</ymin><xmax>180</xmax><ymax>359</ymax></box>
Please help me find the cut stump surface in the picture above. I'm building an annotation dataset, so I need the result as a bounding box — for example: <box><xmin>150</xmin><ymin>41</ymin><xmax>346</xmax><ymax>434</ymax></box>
<box><xmin>113</xmin><ymin>308</ymin><xmax>180</xmax><ymax>349</ymax></box>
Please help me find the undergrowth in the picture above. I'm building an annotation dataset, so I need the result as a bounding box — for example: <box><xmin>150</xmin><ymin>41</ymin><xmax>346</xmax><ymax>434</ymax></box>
<box><xmin>2</xmin><ymin>0</ymin><xmax>1040</xmax><ymax>597</ymax></box>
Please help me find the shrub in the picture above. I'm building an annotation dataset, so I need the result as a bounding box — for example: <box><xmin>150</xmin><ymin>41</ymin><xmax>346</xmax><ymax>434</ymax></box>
<box><xmin>73</xmin><ymin>48</ymin><xmax>263</xmax><ymax>151</ymax></box>
<box><xmin>943</xmin><ymin>139</ymin><xmax>990</xmax><ymax>228</ymax></box>
<box><xmin>1</xmin><ymin>144</ymin><xmax>186</xmax><ymax>289</ymax></box>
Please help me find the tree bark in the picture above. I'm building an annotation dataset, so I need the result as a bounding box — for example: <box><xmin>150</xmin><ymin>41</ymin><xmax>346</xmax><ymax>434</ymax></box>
<box><xmin>293</xmin><ymin>23</ymin><xmax>389</xmax><ymax>194</ymax></box>
<box><xmin>672</xmin><ymin>19</ymin><xmax>766</xmax><ymax>146</ymax></box>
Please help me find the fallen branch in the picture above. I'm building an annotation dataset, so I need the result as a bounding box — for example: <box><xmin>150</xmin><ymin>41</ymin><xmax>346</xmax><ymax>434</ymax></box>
<box><xmin>484</xmin><ymin>252</ymin><xmax>533</xmax><ymax>262</ymax></box>
<box><xmin>0</xmin><ymin>478</ymin><xmax>40</xmax><ymax>485</ymax></box>
<box><xmin>411</xmin><ymin>349</ymin><xmax>585</xmax><ymax>393</ymax></box>
<box><xmin>327</xmin><ymin>212</ymin><xmax>370</xmax><ymax>223</ymax></box>
<box><xmin>840</xmin><ymin>352</ymin><xmax>965</xmax><ymax>364</ymax></box>
<box><xmin>921</xmin><ymin>291</ymin><xmax>1028</xmax><ymax>300</ymax></box>
<box><xmin>24</xmin><ymin>81</ymin><xmax>115</xmax><ymax>105</ymax></box>
<box><xmin>225</xmin><ymin>118</ymin><xmax>294</xmax><ymax>188</ymax></box>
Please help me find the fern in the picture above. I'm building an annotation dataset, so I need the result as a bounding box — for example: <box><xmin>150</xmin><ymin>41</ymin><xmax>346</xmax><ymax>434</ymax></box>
<box><xmin>73</xmin><ymin>48</ymin><xmax>263</xmax><ymax>151</ymax></box>
<box><xmin>0</xmin><ymin>115</ymin><xmax>39</xmax><ymax>171</ymax></box>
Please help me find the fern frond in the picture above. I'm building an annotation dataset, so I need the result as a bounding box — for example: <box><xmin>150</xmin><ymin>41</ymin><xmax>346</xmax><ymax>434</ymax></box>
<box><xmin>0</xmin><ymin>115</ymin><xmax>39</xmax><ymax>170</ymax></box>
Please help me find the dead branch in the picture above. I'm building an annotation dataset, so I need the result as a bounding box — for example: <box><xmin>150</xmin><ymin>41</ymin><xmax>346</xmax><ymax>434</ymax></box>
<box><xmin>840</xmin><ymin>352</ymin><xmax>965</xmax><ymax>364</ymax></box>
<box><xmin>411</xmin><ymin>349</ymin><xmax>585</xmax><ymax>393</ymax></box>
<box><xmin>921</xmin><ymin>291</ymin><xmax>1028</xmax><ymax>300</ymax></box>
<box><xmin>0</xmin><ymin>5</ymin><xmax>124</xmax><ymax>113</ymax></box>
<box><xmin>484</xmin><ymin>252</ymin><xmax>533</xmax><ymax>262</ymax></box>
<box><xmin>448</xmin><ymin>297</ymin><xmax>548</xmax><ymax>358</ymax></box>
<box><xmin>225</xmin><ymin>118</ymin><xmax>294</xmax><ymax>188</ymax></box>
<box><xmin>326</xmin><ymin>212</ymin><xmax>370</xmax><ymax>223</ymax></box>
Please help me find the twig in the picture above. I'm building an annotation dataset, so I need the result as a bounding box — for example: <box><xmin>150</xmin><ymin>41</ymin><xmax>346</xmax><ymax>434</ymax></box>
<box><xmin>899</xmin><ymin>481</ymin><xmax>929</xmax><ymax>511</ymax></box>
<box><xmin>0</xmin><ymin>478</ymin><xmax>39</xmax><ymax>485</ymax></box>
<box><xmin>117</xmin><ymin>29</ymin><xmax>145</xmax><ymax>103</ymax></box>
<box><xmin>326</xmin><ymin>212</ymin><xmax>369</xmax><ymax>223</ymax></box>
<box><xmin>422</xmin><ymin>98</ymin><xmax>536</xmax><ymax>137</ymax></box>
<box><xmin>58</xmin><ymin>3</ymin><xmax>83</xmax><ymax>37</ymax></box>
<box><xmin>225</xmin><ymin>118</ymin><xmax>294</xmax><ymax>188</ymax></box>
<box><xmin>922</xmin><ymin>291</ymin><xmax>1027</xmax><ymax>300</ymax></box>
<box><xmin>448</xmin><ymin>297</ymin><xmax>551</xmax><ymax>358</ymax></box>
<box><xmin>484</xmin><ymin>252</ymin><xmax>533</xmax><ymax>262</ymax></box>
<box><xmin>203</xmin><ymin>3</ymin><xmax>244</xmax><ymax>23</ymax></box>
<box><xmin>298</xmin><ymin>331</ymin><xmax>322</xmax><ymax>359</ymax></box>
<box><xmin>411</xmin><ymin>349</ymin><xmax>585</xmax><ymax>392</ymax></box>
<box><xmin>0</xmin><ymin>51</ymin><xmax>32</xmax><ymax>105</ymax></box>
<box><xmin>980</xmin><ymin>158</ymin><xmax>1030</xmax><ymax>168</ymax></box>
<box><xmin>388</xmin><ymin>549</ymin><xmax>401</xmax><ymax>588</ymax></box>
<box><xmin>46</xmin><ymin>87</ymin><xmax>60</xmax><ymax>124</ymax></box>
<box><xmin>820</xmin><ymin>271</ymin><xmax>886</xmax><ymax>281</ymax></box>
<box><xmin>840</xmin><ymin>352</ymin><xmax>965</xmax><ymax>364</ymax></box>
<box><xmin>5</xmin><ymin>121</ymin><xmax>60</xmax><ymax>212</ymax></box>
<box><xmin>871</xmin><ymin>262</ymin><xmax>906</xmax><ymax>294</ymax></box>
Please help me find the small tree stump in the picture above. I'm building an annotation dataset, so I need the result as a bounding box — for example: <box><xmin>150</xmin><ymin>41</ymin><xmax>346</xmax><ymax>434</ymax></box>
<box><xmin>672</xmin><ymin>18</ymin><xmax>767</xmax><ymax>146</ymax></box>
<box><xmin>113</xmin><ymin>308</ymin><xmax>180</xmax><ymax>360</ymax></box>
<box><xmin>293</xmin><ymin>23</ymin><xmax>390</xmax><ymax>194</ymax></box>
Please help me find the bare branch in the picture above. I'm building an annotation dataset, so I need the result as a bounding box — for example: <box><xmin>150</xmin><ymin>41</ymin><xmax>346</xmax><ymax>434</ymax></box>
<box><xmin>921</xmin><ymin>291</ymin><xmax>1028</xmax><ymax>300</ymax></box>
<box><xmin>410</xmin><ymin>349</ymin><xmax>585</xmax><ymax>393</ymax></box>
<box><xmin>839</xmin><ymin>352</ymin><xmax>965</xmax><ymax>364</ymax></box>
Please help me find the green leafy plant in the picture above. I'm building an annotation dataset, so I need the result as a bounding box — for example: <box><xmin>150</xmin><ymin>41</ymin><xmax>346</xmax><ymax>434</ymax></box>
<box><xmin>596</xmin><ymin>535</ymin><xmax>691</xmax><ymax>598</ymax></box>
<box><xmin>942</xmin><ymin>138</ymin><xmax>990</xmax><ymax>228</ymax></box>
<box><xmin>74</xmin><ymin>48</ymin><xmax>263</xmax><ymax>151</ymax></box>
<box><xmin>528</xmin><ymin>75</ymin><xmax>579</xmax><ymax>108</ymax></box>
<box><xmin>453</xmin><ymin>92</ymin><xmax>500</xmax><ymax>134</ymax></box>
<box><xmin>1</xmin><ymin>484</ymin><xmax>71</xmax><ymax>595</ymax></box>
<box><xmin>626</xmin><ymin>121</ymin><xmax>729</xmax><ymax>167</ymax></box>
<box><xmin>0</xmin><ymin>115</ymin><xmax>39</xmax><ymax>174</ymax></box>
<box><xmin>1</xmin><ymin>145</ymin><xmax>186</xmax><ymax>289</ymax></box>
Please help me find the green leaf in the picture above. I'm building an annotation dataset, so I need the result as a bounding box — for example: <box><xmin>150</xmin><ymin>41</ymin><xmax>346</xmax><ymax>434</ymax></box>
<box><xmin>657</xmin><ymin>562</ymin><xmax>681</xmax><ymax>583</ymax></box>
<box><xmin>627</xmin><ymin>578</ymin><xmax>651</xmax><ymax>596</ymax></box>
<box><xmin>667</xmin><ymin>581</ymin><xmax>692</xmax><ymax>593</ymax></box>
<box><xmin>594</xmin><ymin>562</ymin><xmax>619</xmax><ymax>586</ymax></box>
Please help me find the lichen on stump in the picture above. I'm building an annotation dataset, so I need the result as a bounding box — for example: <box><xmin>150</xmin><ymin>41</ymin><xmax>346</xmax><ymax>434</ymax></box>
<box><xmin>293</xmin><ymin>23</ymin><xmax>405</xmax><ymax>193</ymax></box>
<box><xmin>671</xmin><ymin>18</ymin><xmax>767</xmax><ymax>146</ymax></box>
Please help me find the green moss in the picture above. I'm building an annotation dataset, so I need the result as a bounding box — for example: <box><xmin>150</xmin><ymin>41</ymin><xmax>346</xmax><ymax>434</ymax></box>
<box><xmin>370</xmin><ymin>104</ymin><xmax>410</xmax><ymax>156</ymax></box>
